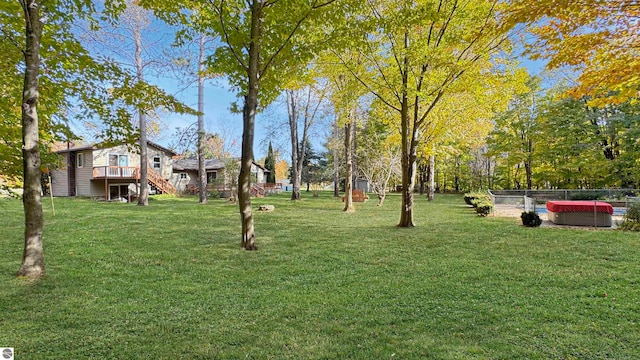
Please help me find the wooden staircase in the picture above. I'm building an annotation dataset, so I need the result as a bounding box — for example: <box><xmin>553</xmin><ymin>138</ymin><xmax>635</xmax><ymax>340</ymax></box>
<box><xmin>250</xmin><ymin>183</ymin><xmax>266</xmax><ymax>198</ymax></box>
<box><xmin>148</xmin><ymin>168</ymin><xmax>177</xmax><ymax>195</ymax></box>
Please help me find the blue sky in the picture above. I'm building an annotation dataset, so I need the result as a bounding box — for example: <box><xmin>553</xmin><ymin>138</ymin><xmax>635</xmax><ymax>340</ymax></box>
<box><xmin>154</xmin><ymin>77</ymin><xmax>288</xmax><ymax>161</ymax></box>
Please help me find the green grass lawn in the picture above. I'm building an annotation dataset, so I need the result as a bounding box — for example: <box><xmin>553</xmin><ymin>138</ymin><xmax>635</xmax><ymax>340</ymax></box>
<box><xmin>1</xmin><ymin>192</ymin><xmax>639</xmax><ymax>359</ymax></box>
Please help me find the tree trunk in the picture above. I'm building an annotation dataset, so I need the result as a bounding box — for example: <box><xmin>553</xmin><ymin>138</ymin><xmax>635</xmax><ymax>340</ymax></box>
<box><xmin>453</xmin><ymin>156</ymin><xmax>461</xmax><ymax>192</ymax></box>
<box><xmin>138</xmin><ymin>109</ymin><xmax>149</xmax><ymax>205</ymax></box>
<box><xmin>352</xmin><ymin>118</ymin><xmax>357</xmax><ymax>190</ymax></box>
<box><xmin>17</xmin><ymin>0</ymin><xmax>45</xmax><ymax>278</ymax></box>
<box><xmin>333</xmin><ymin>121</ymin><xmax>340</xmax><ymax>197</ymax></box>
<box><xmin>134</xmin><ymin>16</ymin><xmax>149</xmax><ymax>206</ymax></box>
<box><xmin>398</xmin><ymin>30</ymin><xmax>415</xmax><ymax>227</ymax></box>
<box><xmin>238</xmin><ymin>0</ymin><xmax>262</xmax><ymax>250</ymax></box>
<box><xmin>428</xmin><ymin>154</ymin><xmax>435</xmax><ymax>201</ymax></box>
<box><xmin>418</xmin><ymin>163</ymin><xmax>427</xmax><ymax>195</ymax></box>
<box><xmin>287</xmin><ymin>90</ymin><xmax>302</xmax><ymax>201</ymax></box>
<box><xmin>197</xmin><ymin>34</ymin><xmax>208</xmax><ymax>204</ymax></box>
<box><xmin>525</xmin><ymin>137</ymin><xmax>533</xmax><ymax>190</ymax></box>
<box><xmin>343</xmin><ymin>120</ymin><xmax>354</xmax><ymax>212</ymax></box>
<box><xmin>525</xmin><ymin>161</ymin><xmax>532</xmax><ymax>190</ymax></box>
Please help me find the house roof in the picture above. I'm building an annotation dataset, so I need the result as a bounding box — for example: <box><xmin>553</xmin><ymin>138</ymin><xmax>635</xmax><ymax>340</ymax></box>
<box><xmin>54</xmin><ymin>140</ymin><xmax>177</xmax><ymax>156</ymax></box>
<box><xmin>172</xmin><ymin>158</ymin><xmax>270</xmax><ymax>173</ymax></box>
<box><xmin>172</xmin><ymin>158</ymin><xmax>226</xmax><ymax>171</ymax></box>
<box><xmin>252</xmin><ymin>161</ymin><xmax>269</xmax><ymax>172</ymax></box>
<box><xmin>53</xmin><ymin>144</ymin><xmax>94</xmax><ymax>153</ymax></box>
<box><xmin>220</xmin><ymin>158</ymin><xmax>270</xmax><ymax>173</ymax></box>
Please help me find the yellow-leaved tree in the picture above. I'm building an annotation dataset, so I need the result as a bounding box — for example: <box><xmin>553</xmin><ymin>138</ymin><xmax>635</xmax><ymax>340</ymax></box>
<box><xmin>334</xmin><ymin>0</ymin><xmax>516</xmax><ymax>226</ymax></box>
<box><xmin>507</xmin><ymin>0</ymin><xmax>640</xmax><ymax>106</ymax></box>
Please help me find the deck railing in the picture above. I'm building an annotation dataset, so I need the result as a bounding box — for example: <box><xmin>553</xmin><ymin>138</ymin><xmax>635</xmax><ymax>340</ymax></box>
<box><xmin>258</xmin><ymin>183</ymin><xmax>283</xmax><ymax>190</ymax></box>
<box><xmin>93</xmin><ymin>166</ymin><xmax>139</xmax><ymax>179</ymax></box>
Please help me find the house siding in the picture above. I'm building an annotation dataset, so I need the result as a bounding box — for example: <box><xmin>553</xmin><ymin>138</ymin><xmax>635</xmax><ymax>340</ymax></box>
<box><xmin>50</xmin><ymin>154</ymin><xmax>69</xmax><ymax>197</ymax></box>
<box><xmin>76</xmin><ymin>149</ymin><xmax>95</xmax><ymax>196</ymax></box>
<box><xmin>148</xmin><ymin>145</ymin><xmax>173</xmax><ymax>179</ymax></box>
<box><xmin>251</xmin><ymin>163</ymin><xmax>267</xmax><ymax>183</ymax></box>
<box><xmin>93</xmin><ymin>145</ymin><xmax>137</xmax><ymax>167</ymax></box>
<box><xmin>170</xmin><ymin>170</ymin><xmax>196</xmax><ymax>192</ymax></box>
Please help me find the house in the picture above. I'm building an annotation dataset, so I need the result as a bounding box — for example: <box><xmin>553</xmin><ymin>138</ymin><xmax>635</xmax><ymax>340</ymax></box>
<box><xmin>251</xmin><ymin>161</ymin><xmax>270</xmax><ymax>184</ymax></box>
<box><xmin>50</xmin><ymin>140</ymin><xmax>274</xmax><ymax>200</ymax></box>
<box><xmin>170</xmin><ymin>158</ymin><xmax>271</xmax><ymax>193</ymax></box>
<box><xmin>50</xmin><ymin>141</ymin><xmax>177</xmax><ymax>201</ymax></box>
<box><xmin>170</xmin><ymin>158</ymin><xmax>226</xmax><ymax>192</ymax></box>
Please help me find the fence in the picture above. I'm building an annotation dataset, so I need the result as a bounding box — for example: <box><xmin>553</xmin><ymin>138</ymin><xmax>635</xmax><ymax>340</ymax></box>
<box><xmin>488</xmin><ymin>190</ymin><xmax>525</xmax><ymax>217</ymax></box>
<box><xmin>489</xmin><ymin>189</ymin><xmax>640</xmax><ymax>217</ymax></box>
<box><xmin>524</xmin><ymin>196</ymin><xmax>536</xmax><ymax>213</ymax></box>
<box><xmin>489</xmin><ymin>189</ymin><xmax>639</xmax><ymax>201</ymax></box>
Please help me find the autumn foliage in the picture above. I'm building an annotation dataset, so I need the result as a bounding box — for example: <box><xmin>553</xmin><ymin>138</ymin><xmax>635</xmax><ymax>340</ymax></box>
<box><xmin>507</xmin><ymin>0</ymin><xmax>640</xmax><ymax>106</ymax></box>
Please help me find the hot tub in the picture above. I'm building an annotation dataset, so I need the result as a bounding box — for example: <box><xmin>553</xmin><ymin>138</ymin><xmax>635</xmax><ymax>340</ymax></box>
<box><xmin>546</xmin><ymin>201</ymin><xmax>613</xmax><ymax>227</ymax></box>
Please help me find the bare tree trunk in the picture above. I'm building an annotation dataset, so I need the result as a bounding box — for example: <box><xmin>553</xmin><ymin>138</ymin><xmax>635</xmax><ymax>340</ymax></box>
<box><xmin>343</xmin><ymin>120</ymin><xmax>354</xmax><ymax>212</ymax></box>
<box><xmin>428</xmin><ymin>153</ymin><xmax>435</xmax><ymax>201</ymax></box>
<box><xmin>525</xmin><ymin>138</ymin><xmax>533</xmax><ymax>189</ymax></box>
<box><xmin>487</xmin><ymin>157</ymin><xmax>493</xmax><ymax>189</ymax></box>
<box><xmin>197</xmin><ymin>34</ymin><xmax>208</xmax><ymax>204</ymax></box>
<box><xmin>418</xmin><ymin>163</ymin><xmax>427</xmax><ymax>195</ymax></box>
<box><xmin>454</xmin><ymin>155</ymin><xmax>461</xmax><ymax>192</ymax></box>
<box><xmin>17</xmin><ymin>0</ymin><xmax>45</xmax><ymax>278</ymax></box>
<box><xmin>377</xmin><ymin>191</ymin><xmax>386</xmax><ymax>206</ymax></box>
<box><xmin>286</xmin><ymin>88</ymin><xmax>318</xmax><ymax>200</ymax></box>
<box><xmin>352</xmin><ymin>118</ymin><xmax>357</xmax><ymax>190</ymax></box>
<box><xmin>287</xmin><ymin>90</ymin><xmax>302</xmax><ymax>201</ymax></box>
<box><xmin>134</xmin><ymin>16</ymin><xmax>149</xmax><ymax>206</ymax></box>
<box><xmin>333</xmin><ymin>120</ymin><xmax>340</xmax><ymax>197</ymax></box>
<box><xmin>238</xmin><ymin>0</ymin><xmax>262</xmax><ymax>250</ymax></box>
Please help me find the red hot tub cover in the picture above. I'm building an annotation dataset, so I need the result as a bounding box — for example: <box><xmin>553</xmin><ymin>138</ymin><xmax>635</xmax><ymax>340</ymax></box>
<box><xmin>546</xmin><ymin>201</ymin><xmax>614</xmax><ymax>215</ymax></box>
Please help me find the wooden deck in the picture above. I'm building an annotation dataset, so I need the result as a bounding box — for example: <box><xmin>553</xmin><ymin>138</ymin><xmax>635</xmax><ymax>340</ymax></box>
<box><xmin>93</xmin><ymin>166</ymin><xmax>139</xmax><ymax>179</ymax></box>
<box><xmin>92</xmin><ymin>166</ymin><xmax>177</xmax><ymax>197</ymax></box>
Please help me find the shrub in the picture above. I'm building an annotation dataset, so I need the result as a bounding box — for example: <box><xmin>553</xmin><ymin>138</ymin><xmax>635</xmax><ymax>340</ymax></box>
<box><xmin>626</xmin><ymin>202</ymin><xmax>640</xmax><ymax>222</ymax></box>
<box><xmin>619</xmin><ymin>203</ymin><xmax>640</xmax><ymax>231</ymax></box>
<box><xmin>569</xmin><ymin>191</ymin><xmax>606</xmax><ymax>200</ymax></box>
<box><xmin>521</xmin><ymin>211</ymin><xmax>542</xmax><ymax>227</ymax></box>
<box><xmin>470</xmin><ymin>198</ymin><xmax>491</xmax><ymax>216</ymax></box>
<box><xmin>463</xmin><ymin>194</ymin><xmax>475</xmax><ymax>206</ymax></box>
<box><xmin>464</xmin><ymin>191</ymin><xmax>492</xmax><ymax>216</ymax></box>
<box><xmin>474</xmin><ymin>201</ymin><xmax>492</xmax><ymax>216</ymax></box>
<box><xmin>464</xmin><ymin>191</ymin><xmax>489</xmax><ymax>206</ymax></box>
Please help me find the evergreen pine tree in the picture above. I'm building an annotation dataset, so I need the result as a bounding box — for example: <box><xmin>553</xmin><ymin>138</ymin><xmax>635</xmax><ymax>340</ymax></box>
<box><xmin>265</xmin><ymin>141</ymin><xmax>276</xmax><ymax>183</ymax></box>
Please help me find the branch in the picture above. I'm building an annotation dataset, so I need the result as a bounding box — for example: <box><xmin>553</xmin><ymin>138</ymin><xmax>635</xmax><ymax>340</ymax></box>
<box><xmin>366</xmin><ymin>0</ymin><xmax>404</xmax><ymax>84</ymax></box>
<box><xmin>427</xmin><ymin>0</ymin><xmax>443</xmax><ymax>46</ymax></box>
<box><xmin>311</xmin><ymin>0</ymin><xmax>338</xmax><ymax>10</ymax></box>
<box><xmin>332</xmin><ymin>49</ymin><xmax>401</xmax><ymax>113</ymax></box>
<box><xmin>435</xmin><ymin>0</ymin><xmax>457</xmax><ymax>48</ymax></box>
<box><xmin>260</xmin><ymin>0</ymin><xmax>337</xmax><ymax>76</ymax></box>
<box><xmin>362</xmin><ymin>40</ymin><xmax>401</xmax><ymax>103</ymax></box>
<box><xmin>1</xmin><ymin>27</ymin><xmax>23</xmax><ymax>50</ymax></box>
<box><xmin>206</xmin><ymin>0</ymin><xmax>248</xmax><ymax>71</ymax></box>
<box><xmin>455</xmin><ymin>0</ymin><xmax>497</xmax><ymax>63</ymax></box>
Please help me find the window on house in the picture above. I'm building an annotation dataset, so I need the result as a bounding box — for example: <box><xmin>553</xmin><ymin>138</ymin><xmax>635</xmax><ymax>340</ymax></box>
<box><xmin>206</xmin><ymin>171</ymin><xmax>217</xmax><ymax>184</ymax></box>
<box><xmin>109</xmin><ymin>154</ymin><xmax>128</xmax><ymax>167</ymax></box>
<box><xmin>76</xmin><ymin>153</ymin><xmax>84</xmax><ymax>168</ymax></box>
<box><xmin>152</xmin><ymin>156</ymin><xmax>161</xmax><ymax>169</ymax></box>
<box><xmin>179</xmin><ymin>173</ymin><xmax>188</xmax><ymax>180</ymax></box>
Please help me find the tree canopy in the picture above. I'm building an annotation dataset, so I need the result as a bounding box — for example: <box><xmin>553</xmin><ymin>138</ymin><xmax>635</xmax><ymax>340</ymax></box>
<box><xmin>507</xmin><ymin>0</ymin><xmax>640</xmax><ymax>106</ymax></box>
